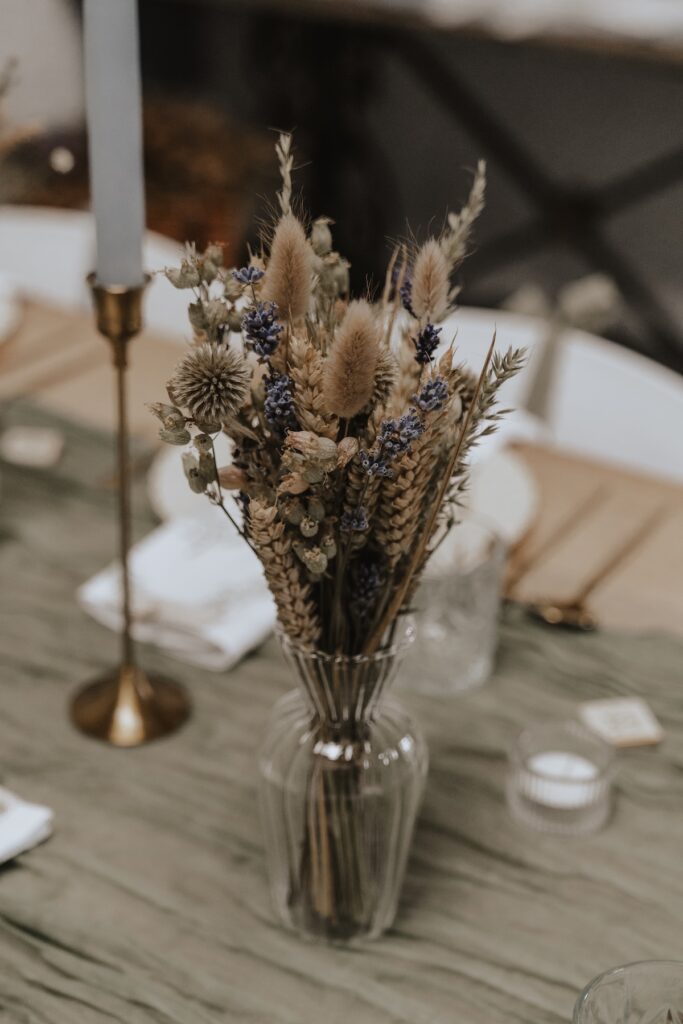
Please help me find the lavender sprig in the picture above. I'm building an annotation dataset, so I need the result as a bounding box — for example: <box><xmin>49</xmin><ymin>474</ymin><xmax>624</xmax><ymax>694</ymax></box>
<box><xmin>412</xmin><ymin>376</ymin><xmax>448</xmax><ymax>412</ymax></box>
<box><xmin>341</xmin><ymin>506</ymin><xmax>369</xmax><ymax>533</ymax></box>
<box><xmin>264</xmin><ymin>372</ymin><xmax>298</xmax><ymax>434</ymax></box>
<box><xmin>242</xmin><ymin>301</ymin><xmax>283</xmax><ymax>359</ymax></box>
<box><xmin>360</xmin><ymin>411</ymin><xmax>424</xmax><ymax>477</ymax></box>
<box><xmin>233</xmin><ymin>265</ymin><xmax>265</xmax><ymax>285</ymax></box>
<box><xmin>413</xmin><ymin>324</ymin><xmax>442</xmax><ymax>365</ymax></box>
<box><xmin>351</xmin><ymin>560</ymin><xmax>385</xmax><ymax>617</ymax></box>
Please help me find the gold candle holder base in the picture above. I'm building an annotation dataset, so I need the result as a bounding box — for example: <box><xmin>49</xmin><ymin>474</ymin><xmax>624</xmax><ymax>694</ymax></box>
<box><xmin>71</xmin><ymin>273</ymin><xmax>191</xmax><ymax>747</ymax></box>
<box><xmin>70</xmin><ymin>666</ymin><xmax>190</xmax><ymax>747</ymax></box>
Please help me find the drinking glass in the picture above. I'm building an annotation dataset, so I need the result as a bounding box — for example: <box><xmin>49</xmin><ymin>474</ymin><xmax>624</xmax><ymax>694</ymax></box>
<box><xmin>407</xmin><ymin>517</ymin><xmax>506</xmax><ymax>695</ymax></box>
<box><xmin>574</xmin><ymin>961</ymin><xmax>683</xmax><ymax>1023</ymax></box>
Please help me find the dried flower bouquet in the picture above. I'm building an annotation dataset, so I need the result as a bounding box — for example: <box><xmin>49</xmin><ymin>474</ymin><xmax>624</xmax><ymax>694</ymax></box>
<box><xmin>151</xmin><ymin>134</ymin><xmax>524</xmax><ymax>941</ymax></box>
<box><xmin>152</xmin><ymin>133</ymin><xmax>523</xmax><ymax>659</ymax></box>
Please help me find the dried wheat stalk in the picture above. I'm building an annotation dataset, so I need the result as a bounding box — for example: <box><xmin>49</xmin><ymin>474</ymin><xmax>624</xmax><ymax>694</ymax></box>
<box><xmin>248</xmin><ymin>501</ymin><xmax>320</xmax><ymax>647</ymax></box>
<box><xmin>289</xmin><ymin>333</ymin><xmax>339</xmax><ymax>439</ymax></box>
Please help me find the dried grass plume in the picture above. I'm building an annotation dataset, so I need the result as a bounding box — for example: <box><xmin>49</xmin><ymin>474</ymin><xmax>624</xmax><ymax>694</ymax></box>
<box><xmin>323</xmin><ymin>300</ymin><xmax>381</xmax><ymax>419</ymax></box>
<box><xmin>262</xmin><ymin>212</ymin><xmax>313</xmax><ymax>322</ymax></box>
<box><xmin>442</xmin><ymin>160</ymin><xmax>486</xmax><ymax>271</ymax></box>
<box><xmin>411</xmin><ymin>238</ymin><xmax>450</xmax><ymax>323</ymax></box>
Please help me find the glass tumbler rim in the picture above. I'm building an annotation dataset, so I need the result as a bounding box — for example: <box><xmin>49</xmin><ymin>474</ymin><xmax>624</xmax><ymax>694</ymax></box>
<box><xmin>423</xmin><ymin>512</ymin><xmax>507</xmax><ymax>583</ymax></box>
<box><xmin>574</xmin><ymin>960</ymin><xmax>683</xmax><ymax>1022</ymax></box>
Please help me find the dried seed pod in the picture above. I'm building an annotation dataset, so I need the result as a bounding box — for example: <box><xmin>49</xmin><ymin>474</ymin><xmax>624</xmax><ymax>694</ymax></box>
<box><xmin>285</xmin><ymin>431</ymin><xmax>339</xmax><ymax>471</ymax></box>
<box><xmin>311</xmin><ymin>217</ymin><xmax>333</xmax><ymax>257</ymax></box>
<box><xmin>159</xmin><ymin>427</ymin><xmax>191</xmax><ymax>446</ymax></box>
<box><xmin>280</xmin><ymin>497</ymin><xmax>306</xmax><ymax>525</ymax></box>
<box><xmin>293</xmin><ymin>542</ymin><xmax>328</xmax><ymax>576</ymax></box>
<box><xmin>278</xmin><ymin>473</ymin><xmax>310</xmax><ymax>496</ymax></box>
<box><xmin>182</xmin><ymin>452</ymin><xmax>205</xmax><ymax>494</ymax></box>
<box><xmin>307</xmin><ymin>497</ymin><xmax>326</xmax><ymax>522</ymax></box>
<box><xmin>148</xmin><ymin>402</ymin><xmax>186</xmax><ymax>432</ymax></box>
<box><xmin>193</xmin><ymin>433</ymin><xmax>213</xmax><ymax>455</ymax></box>
<box><xmin>336</xmin><ymin>436</ymin><xmax>359</xmax><ymax>469</ymax></box>
<box><xmin>165</xmin><ymin>262</ymin><xmax>201</xmax><ymax>289</ymax></box>
<box><xmin>320</xmin><ymin>533</ymin><xmax>337</xmax><ymax>560</ymax></box>
<box><xmin>299</xmin><ymin>516</ymin><xmax>319</xmax><ymax>539</ymax></box>
<box><xmin>218</xmin><ymin>465</ymin><xmax>248</xmax><ymax>490</ymax></box>
<box><xmin>224</xmin><ymin>274</ymin><xmax>243</xmax><ymax>303</ymax></box>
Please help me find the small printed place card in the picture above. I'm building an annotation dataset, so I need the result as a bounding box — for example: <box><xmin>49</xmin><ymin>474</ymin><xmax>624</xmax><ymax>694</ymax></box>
<box><xmin>579</xmin><ymin>697</ymin><xmax>664</xmax><ymax>748</ymax></box>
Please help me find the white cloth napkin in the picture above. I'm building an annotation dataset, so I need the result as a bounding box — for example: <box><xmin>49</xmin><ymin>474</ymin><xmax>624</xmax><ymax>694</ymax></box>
<box><xmin>78</xmin><ymin>516</ymin><xmax>276</xmax><ymax>672</ymax></box>
<box><xmin>0</xmin><ymin>788</ymin><xmax>53</xmax><ymax>865</ymax></box>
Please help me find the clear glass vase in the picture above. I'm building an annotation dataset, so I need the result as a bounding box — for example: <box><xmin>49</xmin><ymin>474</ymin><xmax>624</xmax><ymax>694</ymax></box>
<box><xmin>258</xmin><ymin>624</ymin><xmax>428</xmax><ymax>944</ymax></box>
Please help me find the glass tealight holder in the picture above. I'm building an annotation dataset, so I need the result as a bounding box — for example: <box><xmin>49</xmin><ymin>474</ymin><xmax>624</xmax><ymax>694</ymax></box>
<box><xmin>574</xmin><ymin>961</ymin><xmax>683</xmax><ymax>1023</ymax></box>
<box><xmin>507</xmin><ymin>721</ymin><xmax>614</xmax><ymax>836</ymax></box>
<box><xmin>407</xmin><ymin>517</ymin><xmax>506</xmax><ymax>696</ymax></box>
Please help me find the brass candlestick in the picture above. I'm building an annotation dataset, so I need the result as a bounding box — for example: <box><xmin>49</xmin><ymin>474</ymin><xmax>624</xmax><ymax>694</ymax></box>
<box><xmin>70</xmin><ymin>274</ymin><xmax>191</xmax><ymax>746</ymax></box>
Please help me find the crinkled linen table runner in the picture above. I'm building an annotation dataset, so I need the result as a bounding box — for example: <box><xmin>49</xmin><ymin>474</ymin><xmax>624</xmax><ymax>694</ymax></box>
<box><xmin>1</xmin><ymin>402</ymin><xmax>682</xmax><ymax>1024</ymax></box>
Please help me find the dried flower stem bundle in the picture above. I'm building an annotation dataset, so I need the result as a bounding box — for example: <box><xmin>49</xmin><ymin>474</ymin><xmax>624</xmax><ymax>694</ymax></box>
<box><xmin>152</xmin><ymin>134</ymin><xmax>523</xmax><ymax>656</ymax></box>
<box><xmin>152</xmin><ymin>133</ymin><xmax>524</xmax><ymax>944</ymax></box>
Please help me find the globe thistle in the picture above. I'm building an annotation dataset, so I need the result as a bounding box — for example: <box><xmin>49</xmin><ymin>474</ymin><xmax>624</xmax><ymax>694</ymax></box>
<box><xmin>412</xmin><ymin>375</ymin><xmax>448</xmax><ymax>412</ymax></box>
<box><xmin>242</xmin><ymin>301</ymin><xmax>283</xmax><ymax>359</ymax></box>
<box><xmin>167</xmin><ymin>342</ymin><xmax>250</xmax><ymax>426</ymax></box>
<box><xmin>264</xmin><ymin>372</ymin><xmax>298</xmax><ymax>434</ymax></box>
<box><xmin>413</xmin><ymin>323</ymin><xmax>442</xmax><ymax>365</ymax></box>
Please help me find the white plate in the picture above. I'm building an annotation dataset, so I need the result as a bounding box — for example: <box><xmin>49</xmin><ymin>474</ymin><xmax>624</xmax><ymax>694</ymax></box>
<box><xmin>147</xmin><ymin>434</ymin><xmax>242</xmax><ymax>524</ymax></box>
<box><xmin>468</xmin><ymin>447</ymin><xmax>538</xmax><ymax>548</ymax></box>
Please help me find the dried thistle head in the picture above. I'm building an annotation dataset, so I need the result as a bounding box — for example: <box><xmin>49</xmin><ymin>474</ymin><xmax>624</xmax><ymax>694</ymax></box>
<box><xmin>411</xmin><ymin>238</ymin><xmax>450</xmax><ymax>324</ymax></box>
<box><xmin>262</xmin><ymin>212</ymin><xmax>313</xmax><ymax>322</ymax></box>
<box><xmin>323</xmin><ymin>299</ymin><xmax>381</xmax><ymax>419</ymax></box>
<box><xmin>167</xmin><ymin>342</ymin><xmax>250</xmax><ymax>426</ymax></box>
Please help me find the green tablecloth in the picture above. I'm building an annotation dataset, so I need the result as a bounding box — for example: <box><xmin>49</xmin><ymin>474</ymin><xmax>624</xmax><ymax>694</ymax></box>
<box><xmin>1</xmin><ymin>404</ymin><xmax>682</xmax><ymax>1023</ymax></box>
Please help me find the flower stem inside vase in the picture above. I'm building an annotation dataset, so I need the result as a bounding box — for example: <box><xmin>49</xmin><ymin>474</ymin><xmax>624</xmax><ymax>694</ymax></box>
<box><xmin>260</xmin><ymin>623</ymin><xmax>426</xmax><ymax>944</ymax></box>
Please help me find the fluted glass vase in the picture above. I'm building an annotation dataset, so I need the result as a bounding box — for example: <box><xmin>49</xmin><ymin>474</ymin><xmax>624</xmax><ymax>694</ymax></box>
<box><xmin>258</xmin><ymin>623</ymin><xmax>428</xmax><ymax>944</ymax></box>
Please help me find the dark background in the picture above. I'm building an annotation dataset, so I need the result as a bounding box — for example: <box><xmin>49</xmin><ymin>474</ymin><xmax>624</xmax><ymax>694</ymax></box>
<box><xmin>138</xmin><ymin>0</ymin><xmax>683</xmax><ymax>368</ymax></box>
<box><xmin>5</xmin><ymin>0</ymin><xmax>683</xmax><ymax>368</ymax></box>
